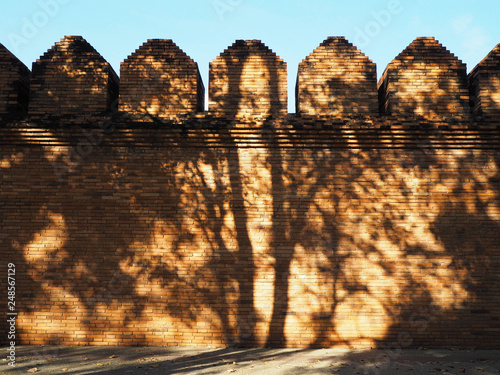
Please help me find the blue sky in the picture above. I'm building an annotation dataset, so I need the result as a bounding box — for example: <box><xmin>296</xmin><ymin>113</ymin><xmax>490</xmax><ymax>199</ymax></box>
<box><xmin>1</xmin><ymin>0</ymin><xmax>499</xmax><ymax>112</ymax></box>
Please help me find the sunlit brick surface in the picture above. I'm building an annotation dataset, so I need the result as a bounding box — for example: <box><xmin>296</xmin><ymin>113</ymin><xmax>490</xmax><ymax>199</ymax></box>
<box><xmin>209</xmin><ymin>40</ymin><xmax>287</xmax><ymax>119</ymax></box>
<box><xmin>1</xmin><ymin>36</ymin><xmax>500</xmax><ymax>349</ymax></box>
<box><xmin>0</xmin><ymin>43</ymin><xmax>30</xmax><ymax>117</ymax></box>
<box><xmin>468</xmin><ymin>42</ymin><xmax>500</xmax><ymax>122</ymax></box>
<box><xmin>296</xmin><ymin>37</ymin><xmax>378</xmax><ymax>117</ymax></box>
<box><xmin>119</xmin><ymin>39</ymin><xmax>204</xmax><ymax>119</ymax></box>
<box><xmin>378</xmin><ymin>37</ymin><xmax>470</xmax><ymax>121</ymax></box>
<box><xmin>28</xmin><ymin>36</ymin><xmax>119</xmax><ymax>117</ymax></box>
<box><xmin>0</xmin><ymin>119</ymin><xmax>499</xmax><ymax>349</ymax></box>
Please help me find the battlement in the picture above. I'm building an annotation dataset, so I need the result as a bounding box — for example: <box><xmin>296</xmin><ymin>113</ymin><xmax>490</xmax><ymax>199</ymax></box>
<box><xmin>296</xmin><ymin>36</ymin><xmax>378</xmax><ymax>117</ymax></box>
<box><xmin>28</xmin><ymin>36</ymin><xmax>119</xmax><ymax>119</ymax></box>
<box><xmin>378</xmin><ymin>37</ymin><xmax>471</xmax><ymax>122</ymax></box>
<box><xmin>468</xmin><ymin>42</ymin><xmax>500</xmax><ymax>122</ymax></box>
<box><xmin>0</xmin><ymin>43</ymin><xmax>30</xmax><ymax>118</ymax></box>
<box><xmin>209</xmin><ymin>39</ymin><xmax>288</xmax><ymax>120</ymax></box>
<box><xmin>119</xmin><ymin>39</ymin><xmax>204</xmax><ymax>119</ymax></box>
<box><xmin>1</xmin><ymin>36</ymin><xmax>499</xmax><ymax>124</ymax></box>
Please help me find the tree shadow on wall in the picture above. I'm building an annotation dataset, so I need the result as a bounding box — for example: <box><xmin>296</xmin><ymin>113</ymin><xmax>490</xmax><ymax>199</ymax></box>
<box><xmin>380</xmin><ymin>62</ymin><xmax>470</xmax><ymax>122</ymax></box>
<box><xmin>373</xmin><ymin>142</ymin><xmax>500</xmax><ymax>348</ymax></box>
<box><xmin>29</xmin><ymin>37</ymin><xmax>119</xmax><ymax>118</ymax></box>
<box><xmin>297</xmin><ymin>67</ymin><xmax>377</xmax><ymax>117</ymax></box>
<box><xmin>209</xmin><ymin>43</ymin><xmax>285</xmax><ymax>119</ymax></box>
<box><xmin>1</xmin><ymin>57</ymin><xmax>500</xmax><ymax>350</ymax></box>
<box><xmin>0</xmin><ymin>124</ymin><xmax>263</xmax><ymax>346</ymax></box>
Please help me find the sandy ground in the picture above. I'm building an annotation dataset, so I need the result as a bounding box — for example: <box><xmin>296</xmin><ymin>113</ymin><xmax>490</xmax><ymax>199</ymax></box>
<box><xmin>1</xmin><ymin>346</ymin><xmax>499</xmax><ymax>374</ymax></box>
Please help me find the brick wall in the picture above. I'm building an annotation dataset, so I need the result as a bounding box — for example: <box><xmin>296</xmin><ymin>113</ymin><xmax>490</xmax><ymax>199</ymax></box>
<box><xmin>378</xmin><ymin>37</ymin><xmax>470</xmax><ymax>121</ymax></box>
<box><xmin>468</xmin><ymin>42</ymin><xmax>500</xmax><ymax>122</ymax></box>
<box><xmin>209</xmin><ymin>40</ymin><xmax>287</xmax><ymax>119</ymax></box>
<box><xmin>1</xmin><ymin>121</ymin><xmax>499</xmax><ymax>348</ymax></box>
<box><xmin>1</xmin><ymin>36</ymin><xmax>500</xmax><ymax>349</ymax></box>
<box><xmin>0</xmin><ymin>43</ymin><xmax>30</xmax><ymax>119</ymax></box>
<box><xmin>296</xmin><ymin>37</ymin><xmax>378</xmax><ymax>117</ymax></box>
<box><xmin>119</xmin><ymin>39</ymin><xmax>204</xmax><ymax>120</ymax></box>
<box><xmin>28</xmin><ymin>36</ymin><xmax>119</xmax><ymax>119</ymax></box>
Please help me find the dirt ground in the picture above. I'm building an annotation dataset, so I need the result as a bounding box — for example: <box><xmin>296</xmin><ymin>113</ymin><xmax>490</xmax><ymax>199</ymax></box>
<box><xmin>1</xmin><ymin>346</ymin><xmax>499</xmax><ymax>374</ymax></box>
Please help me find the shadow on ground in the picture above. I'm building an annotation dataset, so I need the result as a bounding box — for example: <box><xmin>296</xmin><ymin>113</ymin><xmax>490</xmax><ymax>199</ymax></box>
<box><xmin>2</xmin><ymin>346</ymin><xmax>500</xmax><ymax>375</ymax></box>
